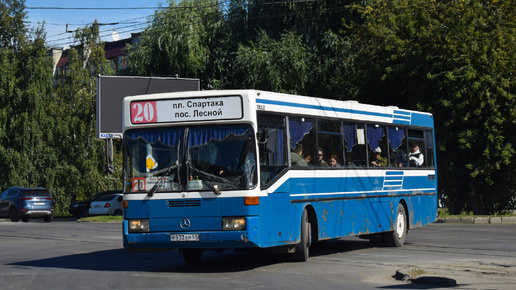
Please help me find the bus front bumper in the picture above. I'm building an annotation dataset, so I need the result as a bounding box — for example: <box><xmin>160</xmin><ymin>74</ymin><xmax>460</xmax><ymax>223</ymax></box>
<box><xmin>122</xmin><ymin>218</ymin><xmax>261</xmax><ymax>251</ymax></box>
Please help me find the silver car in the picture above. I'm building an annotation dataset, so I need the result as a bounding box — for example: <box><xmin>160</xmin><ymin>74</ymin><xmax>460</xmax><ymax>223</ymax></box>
<box><xmin>88</xmin><ymin>193</ymin><xmax>123</xmax><ymax>216</ymax></box>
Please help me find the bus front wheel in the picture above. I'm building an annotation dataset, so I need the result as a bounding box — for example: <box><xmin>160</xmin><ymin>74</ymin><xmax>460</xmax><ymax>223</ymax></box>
<box><xmin>293</xmin><ymin>209</ymin><xmax>310</xmax><ymax>262</ymax></box>
<box><xmin>383</xmin><ymin>203</ymin><xmax>407</xmax><ymax>247</ymax></box>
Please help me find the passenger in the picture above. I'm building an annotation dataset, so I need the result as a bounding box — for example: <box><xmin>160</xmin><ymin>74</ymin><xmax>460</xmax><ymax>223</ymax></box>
<box><xmin>409</xmin><ymin>143</ymin><xmax>424</xmax><ymax>167</ymax></box>
<box><xmin>345</xmin><ymin>152</ymin><xmax>357</xmax><ymax>167</ymax></box>
<box><xmin>291</xmin><ymin>144</ymin><xmax>308</xmax><ymax>167</ymax></box>
<box><xmin>318</xmin><ymin>147</ymin><xmax>328</xmax><ymax>167</ymax></box>
<box><xmin>390</xmin><ymin>147</ymin><xmax>406</xmax><ymax>167</ymax></box>
<box><xmin>371</xmin><ymin>147</ymin><xmax>387</xmax><ymax>167</ymax></box>
<box><xmin>328</xmin><ymin>154</ymin><xmax>341</xmax><ymax>167</ymax></box>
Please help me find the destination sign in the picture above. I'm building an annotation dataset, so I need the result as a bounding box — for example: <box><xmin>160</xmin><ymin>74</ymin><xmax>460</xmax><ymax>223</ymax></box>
<box><xmin>130</xmin><ymin>96</ymin><xmax>243</xmax><ymax>124</ymax></box>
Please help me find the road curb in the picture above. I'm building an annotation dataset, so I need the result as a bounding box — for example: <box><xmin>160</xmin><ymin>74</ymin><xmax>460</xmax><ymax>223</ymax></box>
<box><xmin>436</xmin><ymin>216</ymin><xmax>516</xmax><ymax>224</ymax></box>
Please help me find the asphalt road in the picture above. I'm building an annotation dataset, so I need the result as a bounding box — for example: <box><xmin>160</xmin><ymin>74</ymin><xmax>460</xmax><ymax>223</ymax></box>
<box><xmin>0</xmin><ymin>219</ymin><xmax>515</xmax><ymax>289</ymax></box>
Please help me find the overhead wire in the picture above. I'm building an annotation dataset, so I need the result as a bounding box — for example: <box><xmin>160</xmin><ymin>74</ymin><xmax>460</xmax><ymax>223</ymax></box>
<box><xmin>28</xmin><ymin>1</ymin><xmax>348</xmax><ymax>48</ymax></box>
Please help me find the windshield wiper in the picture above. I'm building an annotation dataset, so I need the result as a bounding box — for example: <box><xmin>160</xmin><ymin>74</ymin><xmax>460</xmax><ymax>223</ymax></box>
<box><xmin>148</xmin><ymin>161</ymin><xmax>179</xmax><ymax>197</ymax></box>
<box><xmin>187</xmin><ymin>161</ymin><xmax>221</xmax><ymax>195</ymax></box>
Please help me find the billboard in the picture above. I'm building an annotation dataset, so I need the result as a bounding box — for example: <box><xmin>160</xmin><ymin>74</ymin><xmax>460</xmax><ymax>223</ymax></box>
<box><xmin>96</xmin><ymin>75</ymin><xmax>200</xmax><ymax>139</ymax></box>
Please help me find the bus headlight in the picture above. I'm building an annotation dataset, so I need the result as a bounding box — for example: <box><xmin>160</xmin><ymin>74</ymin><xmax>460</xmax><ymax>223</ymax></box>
<box><xmin>222</xmin><ymin>217</ymin><xmax>246</xmax><ymax>231</ymax></box>
<box><xmin>129</xmin><ymin>219</ymin><xmax>149</xmax><ymax>233</ymax></box>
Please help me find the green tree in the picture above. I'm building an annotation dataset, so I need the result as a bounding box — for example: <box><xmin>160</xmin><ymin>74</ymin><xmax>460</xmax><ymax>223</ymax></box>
<box><xmin>349</xmin><ymin>0</ymin><xmax>516</xmax><ymax>214</ymax></box>
<box><xmin>227</xmin><ymin>30</ymin><xmax>314</xmax><ymax>95</ymax></box>
<box><xmin>0</xmin><ymin>0</ymin><xmax>55</xmax><ymax>191</ymax></box>
<box><xmin>126</xmin><ymin>0</ymin><xmax>225</xmax><ymax>88</ymax></box>
<box><xmin>0</xmin><ymin>0</ymin><xmax>27</xmax><ymax>50</ymax></box>
<box><xmin>0</xmin><ymin>0</ymin><xmax>82</xmax><ymax>214</ymax></box>
<box><xmin>220</xmin><ymin>1</ymin><xmax>361</xmax><ymax>98</ymax></box>
<box><xmin>51</xmin><ymin>21</ymin><xmax>120</xmax><ymax>212</ymax></box>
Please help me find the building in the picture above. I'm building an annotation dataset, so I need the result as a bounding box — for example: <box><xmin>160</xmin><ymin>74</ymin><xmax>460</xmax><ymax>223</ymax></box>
<box><xmin>49</xmin><ymin>33</ymin><xmax>141</xmax><ymax>77</ymax></box>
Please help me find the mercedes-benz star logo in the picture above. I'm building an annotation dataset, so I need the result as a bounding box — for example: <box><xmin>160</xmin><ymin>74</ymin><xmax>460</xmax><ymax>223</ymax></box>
<box><xmin>180</xmin><ymin>218</ymin><xmax>191</xmax><ymax>229</ymax></box>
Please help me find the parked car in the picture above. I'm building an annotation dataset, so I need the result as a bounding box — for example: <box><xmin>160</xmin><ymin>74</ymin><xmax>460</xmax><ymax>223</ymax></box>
<box><xmin>68</xmin><ymin>190</ymin><xmax>121</xmax><ymax>219</ymax></box>
<box><xmin>88</xmin><ymin>193</ymin><xmax>123</xmax><ymax>216</ymax></box>
<box><xmin>0</xmin><ymin>187</ymin><xmax>54</xmax><ymax>222</ymax></box>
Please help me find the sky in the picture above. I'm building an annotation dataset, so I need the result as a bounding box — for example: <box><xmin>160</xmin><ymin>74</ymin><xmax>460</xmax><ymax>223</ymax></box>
<box><xmin>25</xmin><ymin>0</ymin><xmax>167</xmax><ymax>48</ymax></box>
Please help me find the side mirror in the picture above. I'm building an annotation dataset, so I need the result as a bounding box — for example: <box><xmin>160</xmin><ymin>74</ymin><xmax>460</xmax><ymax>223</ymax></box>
<box><xmin>257</xmin><ymin>129</ymin><xmax>268</xmax><ymax>145</ymax></box>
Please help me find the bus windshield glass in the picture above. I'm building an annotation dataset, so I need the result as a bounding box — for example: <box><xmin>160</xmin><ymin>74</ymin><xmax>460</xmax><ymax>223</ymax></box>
<box><xmin>125</xmin><ymin>128</ymin><xmax>183</xmax><ymax>193</ymax></box>
<box><xmin>124</xmin><ymin>124</ymin><xmax>256</xmax><ymax>193</ymax></box>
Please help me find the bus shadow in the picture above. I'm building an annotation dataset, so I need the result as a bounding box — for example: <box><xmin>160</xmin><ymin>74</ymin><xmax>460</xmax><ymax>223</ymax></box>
<box><xmin>8</xmin><ymin>238</ymin><xmax>374</xmax><ymax>273</ymax></box>
<box><xmin>309</xmin><ymin>237</ymin><xmax>372</xmax><ymax>257</ymax></box>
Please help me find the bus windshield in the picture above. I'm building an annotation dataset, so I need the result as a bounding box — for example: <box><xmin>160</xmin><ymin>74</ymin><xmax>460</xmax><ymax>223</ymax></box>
<box><xmin>125</xmin><ymin>124</ymin><xmax>256</xmax><ymax>193</ymax></box>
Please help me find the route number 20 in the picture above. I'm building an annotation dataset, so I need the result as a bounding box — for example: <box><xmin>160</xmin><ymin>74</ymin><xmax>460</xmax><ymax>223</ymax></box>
<box><xmin>132</xmin><ymin>178</ymin><xmax>146</xmax><ymax>192</ymax></box>
<box><xmin>131</xmin><ymin>101</ymin><xmax>157</xmax><ymax>123</ymax></box>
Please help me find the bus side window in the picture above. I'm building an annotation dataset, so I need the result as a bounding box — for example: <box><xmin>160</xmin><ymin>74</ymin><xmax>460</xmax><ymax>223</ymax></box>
<box><xmin>407</xmin><ymin>130</ymin><xmax>425</xmax><ymax>168</ymax></box>
<box><xmin>343</xmin><ymin>122</ymin><xmax>367</xmax><ymax>167</ymax></box>
<box><xmin>257</xmin><ymin>114</ymin><xmax>288</xmax><ymax>186</ymax></box>
<box><xmin>367</xmin><ymin>124</ymin><xmax>388</xmax><ymax>168</ymax></box>
<box><xmin>425</xmin><ymin>131</ymin><xmax>435</xmax><ymax>168</ymax></box>
<box><xmin>388</xmin><ymin>126</ymin><xmax>406</xmax><ymax>167</ymax></box>
<box><xmin>317</xmin><ymin>119</ymin><xmax>343</xmax><ymax>168</ymax></box>
<box><xmin>289</xmin><ymin>117</ymin><xmax>315</xmax><ymax>167</ymax></box>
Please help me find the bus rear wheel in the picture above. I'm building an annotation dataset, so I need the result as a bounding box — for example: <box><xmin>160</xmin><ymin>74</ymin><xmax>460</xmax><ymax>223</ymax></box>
<box><xmin>181</xmin><ymin>249</ymin><xmax>203</xmax><ymax>264</ymax></box>
<box><xmin>293</xmin><ymin>209</ymin><xmax>310</xmax><ymax>262</ymax></box>
<box><xmin>383</xmin><ymin>203</ymin><xmax>407</xmax><ymax>247</ymax></box>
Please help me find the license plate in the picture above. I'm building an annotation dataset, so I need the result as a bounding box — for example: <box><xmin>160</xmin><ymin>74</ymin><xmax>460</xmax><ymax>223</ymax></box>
<box><xmin>33</xmin><ymin>202</ymin><xmax>45</xmax><ymax>206</ymax></box>
<box><xmin>170</xmin><ymin>234</ymin><xmax>199</xmax><ymax>241</ymax></box>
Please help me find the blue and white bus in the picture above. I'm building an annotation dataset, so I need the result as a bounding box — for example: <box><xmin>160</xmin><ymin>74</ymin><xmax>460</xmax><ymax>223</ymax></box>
<box><xmin>122</xmin><ymin>90</ymin><xmax>437</xmax><ymax>263</ymax></box>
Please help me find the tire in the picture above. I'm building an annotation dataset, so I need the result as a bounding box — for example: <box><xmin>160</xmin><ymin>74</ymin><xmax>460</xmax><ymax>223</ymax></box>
<box><xmin>113</xmin><ymin>209</ymin><xmax>123</xmax><ymax>216</ymax></box>
<box><xmin>181</xmin><ymin>249</ymin><xmax>203</xmax><ymax>264</ymax></box>
<box><xmin>293</xmin><ymin>209</ymin><xmax>310</xmax><ymax>262</ymax></box>
<box><xmin>10</xmin><ymin>207</ymin><xmax>20</xmax><ymax>222</ymax></box>
<box><xmin>383</xmin><ymin>203</ymin><xmax>407</xmax><ymax>247</ymax></box>
<box><xmin>81</xmin><ymin>208</ymin><xmax>89</xmax><ymax>218</ymax></box>
<box><xmin>44</xmin><ymin>215</ymin><xmax>53</xmax><ymax>223</ymax></box>
<box><xmin>21</xmin><ymin>217</ymin><xmax>30</xmax><ymax>223</ymax></box>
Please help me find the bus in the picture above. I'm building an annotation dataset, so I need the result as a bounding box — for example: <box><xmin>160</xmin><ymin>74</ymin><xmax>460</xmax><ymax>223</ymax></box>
<box><xmin>122</xmin><ymin>90</ymin><xmax>437</xmax><ymax>263</ymax></box>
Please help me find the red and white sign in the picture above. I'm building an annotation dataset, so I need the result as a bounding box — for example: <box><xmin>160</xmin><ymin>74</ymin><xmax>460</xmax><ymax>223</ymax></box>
<box><xmin>130</xmin><ymin>96</ymin><xmax>243</xmax><ymax>124</ymax></box>
<box><xmin>132</xmin><ymin>177</ymin><xmax>146</xmax><ymax>192</ymax></box>
<box><xmin>131</xmin><ymin>101</ymin><xmax>157</xmax><ymax>124</ymax></box>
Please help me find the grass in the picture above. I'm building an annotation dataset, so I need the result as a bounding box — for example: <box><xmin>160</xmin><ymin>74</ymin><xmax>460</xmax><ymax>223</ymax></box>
<box><xmin>438</xmin><ymin>208</ymin><xmax>515</xmax><ymax>218</ymax></box>
<box><xmin>79</xmin><ymin>215</ymin><xmax>123</xmax><ymax>223</ymax></box>
<box><xmin>409</xmin><ymin>268</ymin><xmax>427</xmax><ymax>277</ymax></box>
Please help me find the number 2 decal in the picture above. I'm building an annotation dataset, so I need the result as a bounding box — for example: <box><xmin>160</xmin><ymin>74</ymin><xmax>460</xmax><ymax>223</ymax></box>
<box><xmin>131</xmin><ymin>101</ymin><xmax>157</xmax><ymax>123</ymax></box>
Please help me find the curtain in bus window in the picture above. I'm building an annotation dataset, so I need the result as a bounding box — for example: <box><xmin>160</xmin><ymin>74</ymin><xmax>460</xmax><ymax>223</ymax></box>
<box><xmin>125</xmin><ymin>129</ymin><xmax>183</xmax><ymax>147</ymax></box>
<box><xmin>367</xmin><ymin>125</ymin><xmax>385</xmax><ymax>151</ymax></box>
<box><xmin>342</xmin><ymin>124</ymin><xmax>357</xmax><ymax>152</ymax></box>
<box><xmin>188</xmin><ymin>125</ymin><xmax>249</xmax><ymax>147</ymax></box>
<box><xmin>289</xmin><ymin>120</ymin><xmax>312</xmax><ymax>147</ymax></box>
<box><xmin>425</xmin><ymin>131</ymin><xmax>433</xmax><ymax>148</ymax></box>
<box><xmin>270</xmin><ymin>128</ymin><xmax>285</xmax><ymax>164</ymax></box>
<box><xmin>388</xmin><ymin>127</ymin><xmax>405</xmax><ymax>149</ymax></box>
